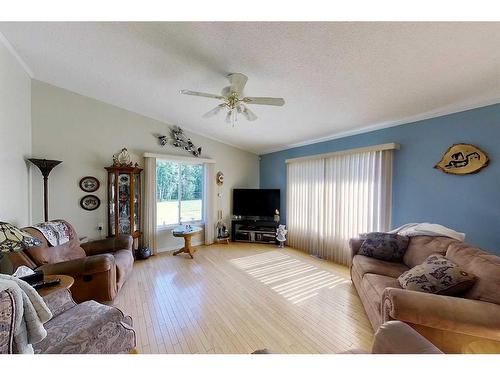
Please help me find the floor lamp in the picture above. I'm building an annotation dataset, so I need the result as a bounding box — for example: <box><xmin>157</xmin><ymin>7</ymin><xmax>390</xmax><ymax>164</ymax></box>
<box><xmin>28</xmin><ymin>158</ymin><xmax>62</xmax><ymax>222</ymax></box>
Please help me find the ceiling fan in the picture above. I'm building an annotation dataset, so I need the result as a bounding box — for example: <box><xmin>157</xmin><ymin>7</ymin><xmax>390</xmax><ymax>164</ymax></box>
<box><xmin>180</xmin><ymin>73</ymin><xmax>285</xmax><ymax>125</ymax></box>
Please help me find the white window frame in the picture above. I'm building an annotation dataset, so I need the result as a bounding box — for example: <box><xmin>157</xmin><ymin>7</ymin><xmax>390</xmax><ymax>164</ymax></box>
<box><xmin>155</xmin><ymin>158</ymin><xmax>205</xmax><ymax>230</ymax></box>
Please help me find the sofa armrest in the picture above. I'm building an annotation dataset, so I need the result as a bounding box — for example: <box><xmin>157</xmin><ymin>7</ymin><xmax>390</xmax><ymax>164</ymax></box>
<box><xmin>382</xmin><ymin>287</ymin><xmax>500</xmax><ymax>341</ymax></box>
<box><xmin>81</xmin><ymin>235</ymin><xmax>133</xmax><ymax>256</ymax></box>
<box><xmin>37</xmin><ymin>254</ymin><xmax>115</xmax><ymax>277</ymax></box>
<box><xmin>372</xmin><ymin>321</ymin><xmax>442</xmax><ymax>354</ymax></box>
<box><xmin>42</xmin><ymin>288</ymin><xmax>77</xmax><ymax>317</ymax></box>
<box><xmin>349</xmin><ymin>238</ymin><xmax>364</xmax><ymax>264</ymax></box>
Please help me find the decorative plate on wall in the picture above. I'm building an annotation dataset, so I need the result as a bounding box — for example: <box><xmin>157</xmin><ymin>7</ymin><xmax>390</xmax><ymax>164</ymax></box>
<box><xmin>80</xmin><ymin>195</ymin><xmax>101</xmax><ymax>211</ymax></box>
<box><xmin>435</xmin><ymin>143</ymin><xmax>489</xmax><ymax>175</ymax></box>
<box><xmin>79</xmin><ymin>176</ymin><xmax>100</xmax><ymax>192</ymax></box>
<box><xmin>216</xmin><ymin>171</ymin><xmax>224</xmax><ymax>185</ymax></box>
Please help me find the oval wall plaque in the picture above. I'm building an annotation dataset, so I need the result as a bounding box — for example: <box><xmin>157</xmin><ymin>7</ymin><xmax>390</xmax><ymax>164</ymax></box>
<box><xmin>435</xmin><ymin>143</ymin><xmax>489</xmax><ymax>175</ymax></box>
<box><xmin>80</xmin><ymin>195</ymin><xmax>101</xmax><ymax>211</ymax></box>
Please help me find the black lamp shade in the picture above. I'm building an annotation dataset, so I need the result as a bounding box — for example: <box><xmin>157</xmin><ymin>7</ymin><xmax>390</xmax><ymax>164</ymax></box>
<box><xmin>28</xmin><ymin>158</ymin><xmax>62</xmax><ymax>222</ymax></box>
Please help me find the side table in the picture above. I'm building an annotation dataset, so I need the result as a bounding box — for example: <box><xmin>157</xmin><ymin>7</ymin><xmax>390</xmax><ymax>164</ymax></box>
<box><xmin>37</xmin><ymin>274</ymin><xmax>75</xmax><ymax>297</ymax></box>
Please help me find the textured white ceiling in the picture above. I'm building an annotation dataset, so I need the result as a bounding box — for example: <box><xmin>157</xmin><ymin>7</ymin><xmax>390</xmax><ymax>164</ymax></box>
<box><xmin>1</xmin><ymin>22</ymin><xmax>499</xmax><ymax>154</ymax></box>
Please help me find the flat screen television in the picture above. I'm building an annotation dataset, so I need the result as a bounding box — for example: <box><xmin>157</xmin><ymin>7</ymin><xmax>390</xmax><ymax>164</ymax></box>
<box><xmin>232</xmin><ymin>189</ymin><xmax>280</xmax><ymax>218</ymax></box>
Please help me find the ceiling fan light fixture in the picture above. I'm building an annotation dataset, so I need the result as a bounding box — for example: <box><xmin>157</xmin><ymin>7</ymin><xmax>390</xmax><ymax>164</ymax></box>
<box><xmin>180</xmin><ymin>73</ymin><xmax>285</xmax><ymax>125</ymax></box>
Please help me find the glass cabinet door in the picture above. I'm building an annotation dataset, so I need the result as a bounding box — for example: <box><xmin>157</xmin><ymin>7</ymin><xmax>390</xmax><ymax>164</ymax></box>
<box><xmin>107</xmin><ymin>166</ymin><xmax>142</xmax><ymax>242</ymax></box>
<box><xmin>133</xmin><ymin>172</ymin><xmax>140</xmax><ymax>233</ymax></box>
<box><xmin>118</xmin><ymin>173</ymin><xmax>131</xmax><ymax>234</ymax></box>
<box><xmin>108</xmin><ymin>172</ymin><xmax>116</xmax><ymax>236</ymax></box>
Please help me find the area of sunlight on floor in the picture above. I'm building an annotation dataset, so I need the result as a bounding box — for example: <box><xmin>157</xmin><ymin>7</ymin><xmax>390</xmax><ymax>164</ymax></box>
<box><xmin>230</xmin><ymin>251</ymin><xmax>349</xmax><ymax>304</ymax></box>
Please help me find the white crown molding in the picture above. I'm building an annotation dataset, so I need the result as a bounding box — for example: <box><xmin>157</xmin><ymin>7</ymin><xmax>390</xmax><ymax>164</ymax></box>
<box><xmin>0</xmin><ymin>32</ymin><xmax>33</xmax><ymax>78</ymax></box>
<box><xmin>259</xmin><ymin>98</ymin><xmax>500</xmax><ymax>155</ymax></box>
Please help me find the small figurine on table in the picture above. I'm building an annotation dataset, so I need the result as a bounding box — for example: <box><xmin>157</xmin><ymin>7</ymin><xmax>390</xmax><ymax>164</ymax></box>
<box><xmin>276</xmin><ymin>224</ymin><xmax>287</xmax><ymax>248</ymax></box>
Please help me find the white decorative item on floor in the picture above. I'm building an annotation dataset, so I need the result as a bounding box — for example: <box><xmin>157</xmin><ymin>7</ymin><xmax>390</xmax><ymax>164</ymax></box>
<box><xmin>180</xmin><ymin>73</ymin><xmax>285</xmax><ymax>126</ymax></box>
<box><xmin>276</xmin><ymin>225</ymin><xmax>287</xmax><ymax>248</ymax></box>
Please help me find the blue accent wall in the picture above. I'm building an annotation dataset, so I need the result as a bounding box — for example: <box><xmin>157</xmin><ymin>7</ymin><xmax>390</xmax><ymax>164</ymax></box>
<box><xmin>260</xmin><ymin>104</ymin><xmax>500</xmax><ymax>254</ymax></box>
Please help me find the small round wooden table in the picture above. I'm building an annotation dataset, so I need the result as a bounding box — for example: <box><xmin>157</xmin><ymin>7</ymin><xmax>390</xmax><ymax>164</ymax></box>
<box><xmin>37</xmin><ymin>274</ymin><xmax>74</xmax><ymax>297</ymax></box>
<box><xmin>172</xmin><ymin>225</ymin><xmax>203</xmax><ymax>259</ymax></box>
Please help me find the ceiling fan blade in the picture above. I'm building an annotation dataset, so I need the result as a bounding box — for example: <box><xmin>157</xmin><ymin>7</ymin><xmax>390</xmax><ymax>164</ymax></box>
<box><xmin>225</xmin><ymin>110</ymin><xmax>233</xmax><ymax>124</ymax></box>
<box><xmin>202</xmin><ymin>104</ymin><xmax>226</xmax><ymax>118</ymax></box>
<box><xmin>243</xmin><ymin>97</ymin><xmax>285</xmax><ymax>106</ymax></box>
<box><xmin>240</xmin><ymin>104</ymin><xmax>258</xmax><ymax>121</ymax></box>
<box><xmin>180</xmin><ymin>90</ymin><xmax>225</xmax><ymax>100</ymax></box>
<box><xmin>227</xmin><ymin>73</ymin><xmax>248</xmax><ymax>95</ymax></box>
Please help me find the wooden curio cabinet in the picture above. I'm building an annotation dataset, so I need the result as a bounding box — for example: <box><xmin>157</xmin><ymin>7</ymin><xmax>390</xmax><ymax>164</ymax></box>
<box><xmin>105</xmin><ymin>165</ymin><xmax>143</xmax><ymax>249</ymax></box>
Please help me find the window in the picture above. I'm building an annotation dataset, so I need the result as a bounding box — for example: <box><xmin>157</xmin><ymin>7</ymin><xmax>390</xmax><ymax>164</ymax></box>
<box><xmin>287</xmin><ymin>148</ymin><xmax>394</xmax><ymax>266</ymax></box>
<box><xmin>156</xmin><ymin>160</ymin><xmax>204</xmax><ymax>227</ymax></box>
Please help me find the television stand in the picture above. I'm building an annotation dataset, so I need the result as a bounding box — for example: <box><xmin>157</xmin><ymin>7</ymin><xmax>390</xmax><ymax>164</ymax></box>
<box><xmin>231</xmin><ymin>219</ymin><xmax>278</xmax><ymax>244</ymax></box>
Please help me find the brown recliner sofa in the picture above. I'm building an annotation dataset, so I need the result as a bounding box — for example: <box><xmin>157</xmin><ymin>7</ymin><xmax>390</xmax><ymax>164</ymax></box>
<box><xmin>350</xmin><ymin>235</ymin><xmax>500</xmax><ymax>354</ymax></box>
<box><xmin>8</xmin><ymin>220</ymin><xmax>134</xmax><ymax>303</ymax></box>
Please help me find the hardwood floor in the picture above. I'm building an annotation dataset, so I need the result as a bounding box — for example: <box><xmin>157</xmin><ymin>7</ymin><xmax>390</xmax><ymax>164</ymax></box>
<box><xmin>112</xmin><ymin>242</ymin><xmax>374</xmax><ymax>354</ymax></box>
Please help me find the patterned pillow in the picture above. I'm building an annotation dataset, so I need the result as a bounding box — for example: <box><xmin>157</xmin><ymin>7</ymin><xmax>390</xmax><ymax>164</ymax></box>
<box><xmin>398</xmin><ymin>254</ymin><xmax>476</xmax><ymax>295</ymax></box>
<box><xmin>358</xmin><ymin>232</ymin><xmax>409</xmax><ymax>262</ymax></box>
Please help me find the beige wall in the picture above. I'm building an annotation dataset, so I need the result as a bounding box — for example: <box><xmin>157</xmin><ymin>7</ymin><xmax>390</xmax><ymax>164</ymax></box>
<box><xmin>31</xmin><ymin>80</ymin><xmax>259</xmax><ymax>250</ymax></box>
<box><xmin>0</xmin><ymin>39</ymin><xmax>31</xmax><ymax>227</ymax></box>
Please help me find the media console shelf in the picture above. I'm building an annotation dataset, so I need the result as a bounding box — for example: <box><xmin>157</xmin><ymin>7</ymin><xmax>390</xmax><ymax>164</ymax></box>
<box><xmin>231</xmin><ymin>219</ymin><xmax>278</xmax><ymax>244</ymax></box>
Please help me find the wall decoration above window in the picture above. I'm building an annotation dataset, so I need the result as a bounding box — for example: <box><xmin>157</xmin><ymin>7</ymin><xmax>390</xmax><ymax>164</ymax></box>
<box><xmin>80</xmin><ymin>195</ymin><xmax>101</xmax><ymax>211</ymax></box>
<box><xmin>79</xmin><ymin>176</ymin><xmax>100</xmax><ymax>192</ymax></box>
<box><xmin>435</xmin><ymin>143</ymin><xmax>489</xmax><ymax>175</ymax></box>
<box><xmin>156</xmin><ymin>126</ymin><xmax>202</xmax><ymax>157</ymax></box>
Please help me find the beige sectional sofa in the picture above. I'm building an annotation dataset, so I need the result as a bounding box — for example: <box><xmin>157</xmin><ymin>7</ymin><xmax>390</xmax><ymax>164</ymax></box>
<box><xmin>350</xmin><ymin>235</ymin><xmax>500</xmax><ymax>353</ymax></box>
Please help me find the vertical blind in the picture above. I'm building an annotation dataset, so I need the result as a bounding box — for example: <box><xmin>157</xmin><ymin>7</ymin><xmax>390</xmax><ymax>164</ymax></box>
<box><xmin>286</xmin><ymin>148</ymin><xmax>394</xmax><ymax>266</ymax></box>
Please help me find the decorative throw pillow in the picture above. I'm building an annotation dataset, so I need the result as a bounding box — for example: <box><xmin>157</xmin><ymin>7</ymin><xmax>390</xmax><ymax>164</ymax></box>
<box><xmin>398</xmin><ymin>254</ymin><xmax>476</xmax><ymax>295</ymax></box>
<box><xmin>358</xmin><ymin>232</ymin><xmax>410</xmax><ymax>262</ymax></box>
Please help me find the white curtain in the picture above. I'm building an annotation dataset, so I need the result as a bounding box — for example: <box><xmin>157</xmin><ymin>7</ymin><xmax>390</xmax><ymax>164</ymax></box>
<box><xmin>203</xmin><ymin>163</ymin><xmax>216</xmax><ymax>245</ymax></box>
<box><xmin>143</xmin><ymin>156</ymin><xmax>158</xmax><ymax>254</ymax></box>
<box><xmin>142</xmin><ymin>153</ymin><xmax>216</xmax><ymax>251</ymax></box>
<box><xmin>287</xmin><ymin>150</ymin><xmax>393</xmax><ymax>266</ymax></box>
